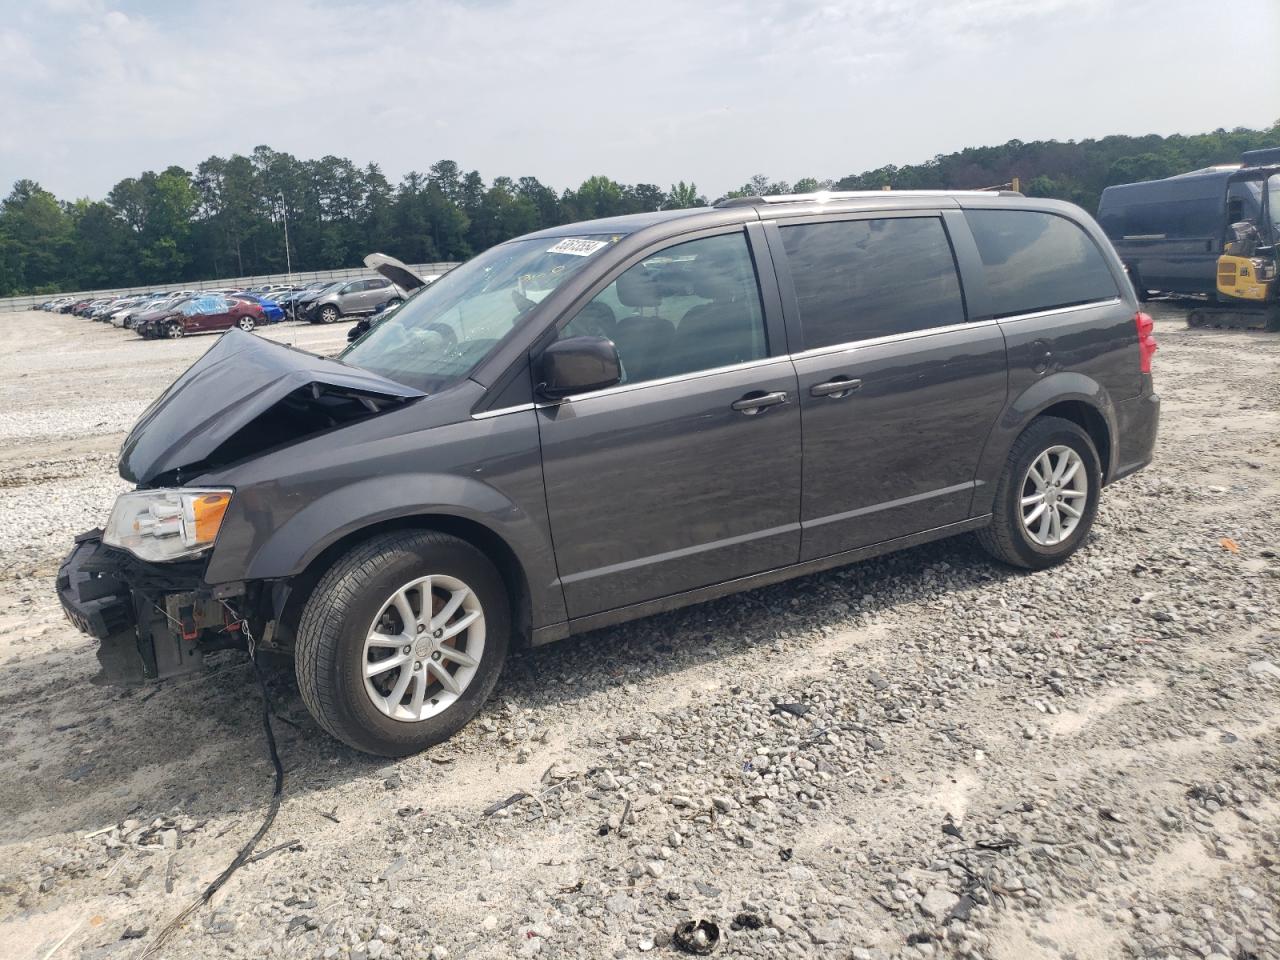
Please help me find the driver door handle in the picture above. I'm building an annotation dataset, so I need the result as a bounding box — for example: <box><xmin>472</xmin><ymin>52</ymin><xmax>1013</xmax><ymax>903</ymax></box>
<box><xmin>810</xmin><ymin>378</ymin><xmax>862</xmax><ymax>398</ymax></box>
<box><xmin>731</xmin><ymin>390</ymin><xmax>789</xmax><ymax>414</ymax></box>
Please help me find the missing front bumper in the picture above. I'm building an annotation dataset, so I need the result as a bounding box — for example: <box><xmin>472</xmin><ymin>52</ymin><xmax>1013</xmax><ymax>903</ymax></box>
<box><xmin>57</xmin><ymin>531</ymin><xmax>238</xmax><ymax>684</ymax></box>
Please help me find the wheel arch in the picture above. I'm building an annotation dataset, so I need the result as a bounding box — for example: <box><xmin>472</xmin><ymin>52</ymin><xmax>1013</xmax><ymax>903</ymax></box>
<box><xmin>975</xmin><ymin>373</ymin><xmax>1119</xmax><ymax>514</ymax></box>
<box><xmin>1034</xmin><ymin>399</ymin><xmax>1112</xmax><ymax>481</ymax></box>
<box><xmin>274</xmin><ymin>512</ymin><xmax>535</xmax><ymax>652</ymax></box>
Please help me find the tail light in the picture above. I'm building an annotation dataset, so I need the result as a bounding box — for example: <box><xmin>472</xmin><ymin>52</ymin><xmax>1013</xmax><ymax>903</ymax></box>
<box><xmin>1135</xmin><ymin>311</ymin><xmax>1156</xmax><ymax>373</ymax></box>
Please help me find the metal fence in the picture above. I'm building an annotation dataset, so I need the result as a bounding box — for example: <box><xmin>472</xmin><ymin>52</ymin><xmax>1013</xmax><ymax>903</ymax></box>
<box><xmin>0</xmin><ymin>262</ymin><xmax>462</xmax><ymax>313</ymax></box>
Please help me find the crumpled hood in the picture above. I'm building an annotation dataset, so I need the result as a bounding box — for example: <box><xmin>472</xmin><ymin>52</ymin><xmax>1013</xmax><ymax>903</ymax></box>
<box><xmin>119</xmin><ymin>329</ymin><xmax>425</xmax><ymax>484</ymax></box>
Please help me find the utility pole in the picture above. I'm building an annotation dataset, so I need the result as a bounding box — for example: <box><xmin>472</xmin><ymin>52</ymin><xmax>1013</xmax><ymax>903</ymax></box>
<box><xmin>277</xmin><ymin>192</ymin><xmax>293</xmax><ymax>281</ymax></box>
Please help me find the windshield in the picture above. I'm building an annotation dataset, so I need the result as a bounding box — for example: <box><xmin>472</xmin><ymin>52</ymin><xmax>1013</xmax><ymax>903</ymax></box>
<box><xmin>342</xmin><ymin>235</ymin><xmax>619</xmax><ymax>392</ymax></box>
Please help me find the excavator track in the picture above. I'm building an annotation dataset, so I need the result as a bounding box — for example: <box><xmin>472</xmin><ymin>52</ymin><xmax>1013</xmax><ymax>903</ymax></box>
<box><xmin>1186</xmin><ymin>305</ymin><xmax>1280</xmax><ymax>332</ymax></box>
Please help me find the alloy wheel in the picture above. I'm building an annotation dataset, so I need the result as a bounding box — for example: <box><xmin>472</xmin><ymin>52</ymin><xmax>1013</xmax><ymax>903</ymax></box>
<box><xmin>238</xmin><ymin>316</ymin><xmax>255</xmax><ymax>332</ymax></box>
<box><xmin>362</xmin><ymin>575</ymin><xmax>485</xmax><ymax>722</ymax></box>
<box><xmin>1020</xmin><ymin>444</ymin><xmax>1087</xmax><ymax>546</ymax></box>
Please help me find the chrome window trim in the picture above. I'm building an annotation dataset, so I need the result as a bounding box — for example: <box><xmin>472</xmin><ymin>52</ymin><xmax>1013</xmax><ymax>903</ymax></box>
<box><xmin>547</xmin><ymin>355</ymin><xmax>791</xmax><ymax>404</ymax></box>
<box><xmin>472</xmin><ymin>402</ymin><xmax>537</xmax><ymax>420</ymax></box>
<box><xmin>789</xmin><ymin>318</ymin><xmax>999</xmax><ymax>361</ymax></box>
<box><xmin>470</xmin><ymin>297</ymin><xmax>1121</xmax><ymax>419</ymax></box>
<box><xmin>989</xmin><ymin>297</ymin><xmax>1121</xmax><ymax>323</ymax></box>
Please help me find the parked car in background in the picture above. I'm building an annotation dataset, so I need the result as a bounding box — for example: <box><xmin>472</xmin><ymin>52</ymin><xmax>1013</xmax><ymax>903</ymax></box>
<box><xmin>231</xmin><ymin>293</ymin><xmax>286</xmax><ymax>323</ymax></box>
<box><xmin>304</xmin><ymin>275</ymin><xmax>405</xmax><ymax>324</ymax></box>
<box><xmin>137</xmin><ymin>294</ymin><xmax>265</xmax><ymax>339</ymax></box>
<box><xmin>113</xmin><ymin>296</ymin><xmax>173</xmax><ymax>328</ymax></box>
<box><xmin>132</xmin><ymin>297</ymin><xmax>195</xmax><ymax>338</ymax></box>
<box><xmin>285</xmin><ymin>281</ymin><xmax>340</xmax><ymax>320</ymax></box>
<box><xmin>93</xmin><ymin>296</ymin><xmax>141</xmax><ymax>321</ymax></box>
<box><xmin>345</xmin><ymin>254</ymin><xmax>436</xmax><ymax>342</ymax></box>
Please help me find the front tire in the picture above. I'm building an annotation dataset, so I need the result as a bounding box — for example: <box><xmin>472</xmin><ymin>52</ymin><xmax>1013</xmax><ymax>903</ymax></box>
<box><xmin>976</xmin><ymin>416</ymin><xmax>1101</xmax><ymax>570</ymax></box>
<box><xmin>318</xmin><ymin>305</ymin><xmax>340</xmax><ymax>324</ymax></box>
<box><xmin>295</xmin><ymin>531</ymin><xmax>510</xmax><ymax>756</ymax></box>
<box><xmin>165</xmin><ymin>321</ymin><xmax>184</xmax><ymax>339</ymax></box>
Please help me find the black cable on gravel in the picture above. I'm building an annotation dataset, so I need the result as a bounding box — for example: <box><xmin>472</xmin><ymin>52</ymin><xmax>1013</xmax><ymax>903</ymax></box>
<box><xmin>137</xmin><ymin>619</ymin><xmax>284</xmax><ymax>960</ymax></box>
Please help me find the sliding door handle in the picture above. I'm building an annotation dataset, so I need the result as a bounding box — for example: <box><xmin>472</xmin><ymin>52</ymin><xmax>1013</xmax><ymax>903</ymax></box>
<box><xmin>731</xmin><ymin>390</ymin><xmax>789</xmax><ymax>414</ymax></box>
<box><xmin>810</xmin><ymin>378</ymin><xmax>862</xmax><ymax>398</ymax></box>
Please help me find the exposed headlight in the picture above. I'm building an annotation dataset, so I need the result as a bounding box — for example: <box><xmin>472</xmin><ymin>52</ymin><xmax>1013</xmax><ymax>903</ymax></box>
<box><xmin>103</xmin><ymin>488</ymin><xmax>233</xmax><ymax>562</ymax></box>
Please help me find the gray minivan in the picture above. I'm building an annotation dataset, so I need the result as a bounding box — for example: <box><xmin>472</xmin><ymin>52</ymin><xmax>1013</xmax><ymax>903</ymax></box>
<box><xmin>58</xmin><ymin>190</ymin><xmax>1160</xmax><ymax>756</ymax></box>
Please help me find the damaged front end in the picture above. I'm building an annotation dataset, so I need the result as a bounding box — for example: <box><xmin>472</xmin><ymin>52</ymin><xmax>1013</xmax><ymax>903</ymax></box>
<box><xmin>59</xmin><ymin>329</ymin><xmax>427</xmax><ymax>684</ymax></box>
<box><xmin>58</xmin><ymin>529</ymin><xmax>247</xmax><ymax>683</ymax></box>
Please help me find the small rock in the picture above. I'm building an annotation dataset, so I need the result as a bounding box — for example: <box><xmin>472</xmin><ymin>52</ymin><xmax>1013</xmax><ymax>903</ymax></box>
<box><xmin>1247</xmin><ymin>660</ymin><xmax>1280</xmax><ymax>680</ymax></box>
<box><xmin>920</xmin><ymin>886</ymin><xmax>960</xmax><ymax>920</ymax></box>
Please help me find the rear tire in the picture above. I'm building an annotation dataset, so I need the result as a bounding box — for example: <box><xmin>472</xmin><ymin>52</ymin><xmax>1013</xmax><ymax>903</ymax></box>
<box><xmin>295</xmin><ymin>531</ymin><xmax>510</xmax><ymax>756</ymax></box>
<box><xmin>238</xmin><ymin>316</ymin><xmax>255</xmax><ymax>332</ymax></box>
<box><xmin>976</xmin><ymin>416</ymin><xmax>1101</xmax><ymax>570</ymax></box>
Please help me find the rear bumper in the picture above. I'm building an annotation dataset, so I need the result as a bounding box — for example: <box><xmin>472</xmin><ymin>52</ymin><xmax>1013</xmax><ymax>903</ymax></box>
<box><xmin>57</xmin><ymin>531</ymin><xmax>236</xmax><ymax>683</ymax></box>
<box><xmin>1108</xmin><ymin>380</ymin><xmax>1160</xmax><ymax>484</ymax></box>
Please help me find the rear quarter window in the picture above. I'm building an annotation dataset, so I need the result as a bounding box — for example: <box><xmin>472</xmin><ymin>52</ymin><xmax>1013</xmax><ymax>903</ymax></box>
<box><xmin>965</xmin><ymin>209</ymin><xmax>1119</xmax><ymax>318</ymax></box>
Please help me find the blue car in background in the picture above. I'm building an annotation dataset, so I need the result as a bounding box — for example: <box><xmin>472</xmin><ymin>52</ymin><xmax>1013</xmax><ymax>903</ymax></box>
<box><xmin>231</xmin><ymin>293</ymin><xmax>286</xmax><ymax>323</ymax></box>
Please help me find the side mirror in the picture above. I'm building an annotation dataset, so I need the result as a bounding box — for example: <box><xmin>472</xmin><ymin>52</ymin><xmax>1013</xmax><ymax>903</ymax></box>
<box><xmin>536</xmin><ymin>336</ymin><xmax>621</xmax><ymax>399</ymax></box>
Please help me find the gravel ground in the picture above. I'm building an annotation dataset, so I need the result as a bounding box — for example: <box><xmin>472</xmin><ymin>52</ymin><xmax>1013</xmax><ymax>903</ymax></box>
<box><xmin>0</xmin><ymin>305</ymin><xmax>1277</xmax><ymax>960</ymax></box>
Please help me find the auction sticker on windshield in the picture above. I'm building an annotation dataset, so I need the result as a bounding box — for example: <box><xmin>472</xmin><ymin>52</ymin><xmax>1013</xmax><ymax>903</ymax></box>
<box><xmin>546</xmin><ymin>238</ymin><xmax>609</xmax><ymax>257</ymax></box>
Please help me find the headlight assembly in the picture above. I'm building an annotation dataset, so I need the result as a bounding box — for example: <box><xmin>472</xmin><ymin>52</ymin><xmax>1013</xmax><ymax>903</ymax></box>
<box><xmin>103</xmin><ymin>488</ymin><xmax>233</xmax><ymax>562</ymax></box>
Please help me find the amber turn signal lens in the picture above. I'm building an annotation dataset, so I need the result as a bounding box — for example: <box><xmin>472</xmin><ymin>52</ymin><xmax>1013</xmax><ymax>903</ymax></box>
<box><xmin>191</xmin><ymin>492</ymin><xmax>231</xmax><ymax>543</ymax></box>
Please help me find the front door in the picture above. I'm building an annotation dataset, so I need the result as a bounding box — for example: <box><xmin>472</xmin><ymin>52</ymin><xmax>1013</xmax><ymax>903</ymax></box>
<box><xmin>769</xmin><ymin>213</ymin><xmax>1008</xmax><ymax>560</ymax></box>
<box><xmin>537</xmin><ymin>230</ymin><xmax>802</xmax><ymax>619</ymax></box>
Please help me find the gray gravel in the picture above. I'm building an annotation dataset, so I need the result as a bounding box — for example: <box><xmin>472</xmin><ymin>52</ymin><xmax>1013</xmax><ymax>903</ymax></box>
<box><xmin>0</xmin><ymin>304</ymin><xmax>1277</xmax><ymax>960</ymax></box>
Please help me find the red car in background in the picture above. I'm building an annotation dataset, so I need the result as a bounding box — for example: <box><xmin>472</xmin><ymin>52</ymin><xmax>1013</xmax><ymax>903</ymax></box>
<box><xmin>136</xmin><ymin>294</ymin><xmax>265</xmax><ymax>339</ymax></box>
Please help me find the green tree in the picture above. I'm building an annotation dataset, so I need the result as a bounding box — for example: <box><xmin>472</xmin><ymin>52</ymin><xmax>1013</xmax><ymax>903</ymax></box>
<box><xmin>664</xmin><ymin>181</ymin><xmax>705</xmax><ymax>209</ymax></box>
<box><xmin>0</xmin><ymin>180</ymin><xmax>72</xmax><ymax>291</ymax></box>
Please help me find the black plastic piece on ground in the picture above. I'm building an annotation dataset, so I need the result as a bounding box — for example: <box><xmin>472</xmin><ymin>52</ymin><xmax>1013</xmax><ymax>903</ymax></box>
<box><xmin>673</xmin><ymin>919</ymin><xmax>720</xmax><ymax>955</ymax></box>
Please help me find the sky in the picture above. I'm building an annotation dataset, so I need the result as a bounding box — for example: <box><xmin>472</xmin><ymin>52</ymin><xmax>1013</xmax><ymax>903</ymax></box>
<box><xmin>1</xmin><ymin>0</ymin><xmax>1277</xmax><ymax>201</ymax></box>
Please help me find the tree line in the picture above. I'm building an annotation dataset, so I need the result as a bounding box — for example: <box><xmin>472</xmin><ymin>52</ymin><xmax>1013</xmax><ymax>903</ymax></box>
<box><xmin>1</xmin><ymin>122</ymin><xmax>1276</xmax><ymax>297</ymax></box>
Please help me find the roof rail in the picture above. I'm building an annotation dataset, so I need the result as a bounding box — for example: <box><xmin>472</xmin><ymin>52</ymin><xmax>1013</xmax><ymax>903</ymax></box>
<box><xmin>714</xmin><ymin>189</ymin><xmax>1021</xmax><ymax>208</ymax></box>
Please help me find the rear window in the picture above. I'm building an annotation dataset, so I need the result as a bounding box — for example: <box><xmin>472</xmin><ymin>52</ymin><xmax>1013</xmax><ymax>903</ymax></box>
<box><xmin>966</xmin><ymin>210</ymin><xmax>1119</xmax><ymax>318</ymax></box>
<box><xmin>780</xmin><ymin>216</ymin><xmax>965</xmax><ymax>349</ymax></box>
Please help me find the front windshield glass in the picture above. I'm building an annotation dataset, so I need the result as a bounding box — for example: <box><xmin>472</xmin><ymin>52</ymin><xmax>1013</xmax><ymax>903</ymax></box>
<box><xmin>342</xmin><ymin>235</ymin><xmax>619</xmax><ymax>392</ymax></box>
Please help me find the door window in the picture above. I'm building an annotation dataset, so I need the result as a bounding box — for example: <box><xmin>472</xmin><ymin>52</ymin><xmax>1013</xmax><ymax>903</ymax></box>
<box><xmin>558</xmin><ymin>232</ymin><xmax>767</xmax><ymax>385</ymax></box>
<box><xmin>779</xmin><ymin>217</ymin><xmax>965</xmax><ymax>349</ymax></box>
<box><xmin>964</xmin><ymin>209</ymin><xmax>1119</xmax><ymax>318</ymax></box>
